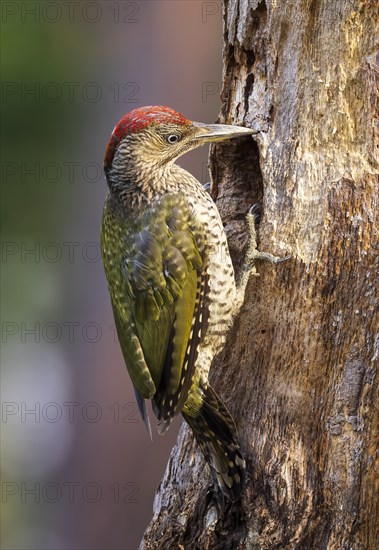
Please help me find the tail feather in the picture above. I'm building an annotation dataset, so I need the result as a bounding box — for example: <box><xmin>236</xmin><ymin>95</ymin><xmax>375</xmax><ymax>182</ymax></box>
<box><xmin>182</xmin><ymin>384</ymin><xmax>245</xmax><ymax>501</ymax></box>
<box><xmin>134</xmin><ymin>386</ymin><xmax>152</xmax><ymax>440</ymax></box>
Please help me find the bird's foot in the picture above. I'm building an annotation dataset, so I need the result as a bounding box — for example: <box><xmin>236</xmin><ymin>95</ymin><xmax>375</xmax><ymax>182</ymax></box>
<box><xmin>239</xmin><ymin>204</ymin><xmax>290</xmax><ymax>290</ymax></box>
<box><xmin>203</xmin><ymin>181</ymin><xmax>211</xmax><ymax>194</ymax></box>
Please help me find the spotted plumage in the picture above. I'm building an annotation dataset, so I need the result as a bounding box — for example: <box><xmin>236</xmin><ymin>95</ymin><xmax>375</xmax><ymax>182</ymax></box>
<box><xmin>101</xmin><ymin>106</ymin><xmax>257</xmax><ymax>500</ymax></box>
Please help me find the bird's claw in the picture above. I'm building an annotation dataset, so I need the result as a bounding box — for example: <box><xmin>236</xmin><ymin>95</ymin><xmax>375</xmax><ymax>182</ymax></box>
<box><xmin>238</xmin><ymin>205</ymin><xmax>290</xmax><ymax>290</ymax></box>
<box><xmin>247</xmin><ymin>251</ymin><xmax>291</xmax><ymax>265</ymax></box>
<box><xmin>249</xmin><ymin>203</ymin><xmax>262</xmax><ymax>220</ymax></box>
<box><xmin>203</xmin><ymin>182</ymin><xmax>211</xmax><ymax>194</ymax></box>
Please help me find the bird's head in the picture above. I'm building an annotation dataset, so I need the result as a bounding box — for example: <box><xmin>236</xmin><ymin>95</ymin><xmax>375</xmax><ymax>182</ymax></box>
<box><xmin>104</xmin><ymin>105</ymin><xmax>256</xmax><ymax>190</ymax></box>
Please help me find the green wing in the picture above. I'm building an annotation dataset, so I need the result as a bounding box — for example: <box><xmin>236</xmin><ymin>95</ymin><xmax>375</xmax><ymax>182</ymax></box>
<box><xmin>101</xmin><ymin>193</ymin><xmax>209</xmax><ymax>430</ymax></box>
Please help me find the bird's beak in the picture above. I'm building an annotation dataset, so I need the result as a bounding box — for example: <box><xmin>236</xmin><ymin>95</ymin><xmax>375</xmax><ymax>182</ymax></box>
<box><xmin>191</xmin><ymin>122</ymin><xmax>258</xmax><ymax>143</ymax></box>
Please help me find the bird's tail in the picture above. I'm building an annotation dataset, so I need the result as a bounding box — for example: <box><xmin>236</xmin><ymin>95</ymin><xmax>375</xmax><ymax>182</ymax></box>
<box><xmin>182</xmin><ymin>384</ymin><xmax>245</xmax><ymax>501</ymax></box>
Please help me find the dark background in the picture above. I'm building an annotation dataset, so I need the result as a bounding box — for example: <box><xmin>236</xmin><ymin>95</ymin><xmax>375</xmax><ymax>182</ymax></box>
<box><xmin>1</xmin><ymin>1</ymin><xmax>222</xmax><ymax>548</ymax></box>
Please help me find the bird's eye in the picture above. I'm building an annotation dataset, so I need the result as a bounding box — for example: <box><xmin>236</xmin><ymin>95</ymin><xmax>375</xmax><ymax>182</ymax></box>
<box><xmin>166</xmin><ymin>134</ymin><xmax>180</xmax><ymax>144</ymax></box>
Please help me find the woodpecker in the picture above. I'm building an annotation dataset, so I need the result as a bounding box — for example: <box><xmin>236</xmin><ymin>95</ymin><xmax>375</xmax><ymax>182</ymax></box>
<box><xmin>101</xmin><ymin>106</ymin><xmax>261</xmax><ymax>501</ymax></box>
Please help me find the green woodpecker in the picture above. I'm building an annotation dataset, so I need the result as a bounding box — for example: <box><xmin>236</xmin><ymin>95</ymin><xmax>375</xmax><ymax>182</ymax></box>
<box><xmin>101</xmin><ymin>106</ymin><xmax>260</xmax><ymax>501</ymax></box>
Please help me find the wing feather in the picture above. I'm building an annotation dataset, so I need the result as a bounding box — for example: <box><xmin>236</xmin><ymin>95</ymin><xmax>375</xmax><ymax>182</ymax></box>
<box><xmin>101</xmin><ymin>193</ymin><xmax>209</xmax><ymax>432</ymax></box>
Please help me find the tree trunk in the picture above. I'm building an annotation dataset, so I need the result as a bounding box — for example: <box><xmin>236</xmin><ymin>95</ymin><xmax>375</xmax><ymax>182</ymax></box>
<box><xmin>141</xmin><ymin>1</ymin><xmax>379</xmax><ymax>548</ymax></box>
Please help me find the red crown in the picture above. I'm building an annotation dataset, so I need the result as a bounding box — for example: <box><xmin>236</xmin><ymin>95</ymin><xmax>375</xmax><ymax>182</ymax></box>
<box><xmin>104</xmin><ymin>106</ymin><xmax>190</xmax><ymax>170</ymax></box>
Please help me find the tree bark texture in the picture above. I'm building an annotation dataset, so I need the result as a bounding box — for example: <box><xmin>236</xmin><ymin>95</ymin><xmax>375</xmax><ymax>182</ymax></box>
<box><xmin>141</xmin><ymin>1</ymin><xmax>378</xmax><ymax>548</ymax></box>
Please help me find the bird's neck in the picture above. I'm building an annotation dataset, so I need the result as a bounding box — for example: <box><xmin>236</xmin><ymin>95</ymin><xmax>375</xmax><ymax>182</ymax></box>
<box><xmin>107</xmin><ymin>162</ymin><xmax>197</xmax><ymax>211</ymax></box>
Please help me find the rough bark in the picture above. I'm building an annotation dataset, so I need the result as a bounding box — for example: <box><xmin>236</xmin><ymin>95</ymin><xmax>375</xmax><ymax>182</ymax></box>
<box><xmin>141</xmin><ymin>1</ymin><xmax>378</xmax><ymax>549</ymax></box>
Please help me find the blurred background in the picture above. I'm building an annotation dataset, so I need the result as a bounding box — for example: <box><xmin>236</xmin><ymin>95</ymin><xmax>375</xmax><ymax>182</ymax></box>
<box><xmin>1</xmin><ymin>1</ymin><xmax>222</xmax><ymax>549</ymax></box>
